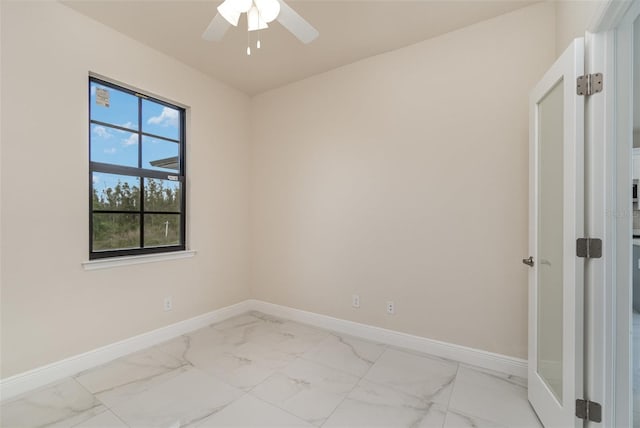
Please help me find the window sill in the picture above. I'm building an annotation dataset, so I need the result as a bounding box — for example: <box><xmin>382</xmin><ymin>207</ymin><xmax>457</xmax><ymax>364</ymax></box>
<box><xmin>82</xmin><ymin>250</ymin><xmax>197</xmax><ymax>271</ymax></box>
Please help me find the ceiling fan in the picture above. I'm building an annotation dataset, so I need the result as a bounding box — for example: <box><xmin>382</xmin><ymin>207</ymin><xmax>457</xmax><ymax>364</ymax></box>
<box><xmin>202</xmin><ymin>0</ymin><xmax>319</xmax><ymax>54</ymax></box>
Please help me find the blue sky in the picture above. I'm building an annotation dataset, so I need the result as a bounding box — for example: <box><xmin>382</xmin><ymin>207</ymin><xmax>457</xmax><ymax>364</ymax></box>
<box><xmin>90</xmin><ymin>82</ymin><xmax>180</xmax><ymax>169</ymax></box>
<box><xmin>90</xmin><ymin>82</ymin><xmax>181</xmax><ymax>200</ymax></box>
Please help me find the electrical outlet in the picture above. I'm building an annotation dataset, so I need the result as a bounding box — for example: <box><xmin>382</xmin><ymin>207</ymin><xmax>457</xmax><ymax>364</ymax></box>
<box><xmin>386</xmin><ymin>301</ymin><xmax>395</xmax><ymax>315</ymax></box>
<box><xmin>352</xmin><ymin>294</ymin><xmax>360</xmax><ymax>308</ymax></box>
<box><xmin>164</xmin><ymin>296</ymin><xmax>173</xmax><ymax>312</ymax></box>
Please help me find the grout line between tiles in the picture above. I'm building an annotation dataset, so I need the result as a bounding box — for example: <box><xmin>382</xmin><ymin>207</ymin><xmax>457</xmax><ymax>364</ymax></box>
<box><xmin>444</xmin><ymin>362</ymin><xmax>460</xmax><ymax>411</ymax></box>
<box><xmin>318</xmin><ymin>343</ymin><xmax>389</xmax><ymax>427</ymax></box>
<box><xmin>71</xmin><ymin>377</ymin><xmax>132</xmax><ymax>428</ymax></box>
<box><xmin>342</xmin><ymin>347</ymin><xmax>459</xmax><ymax>413</ymax></box>
<box><xmin>241</xmin><ymin>329</ymin><xmax>371</xmax><ymax>426</ymax></box>
<box><xmin>248</xmin><ymin>389</ymin><xmax>320</xmax><ymax>427</ymax></box>
<box><xmin>297</xmin><ymin>333</ymin><xmax>387</xmax><ymax>379</ymax></box>
<box><xmin>109</xmin><ymin>410</ymin><xmax>132</xmax><ymax>428</ymax></box>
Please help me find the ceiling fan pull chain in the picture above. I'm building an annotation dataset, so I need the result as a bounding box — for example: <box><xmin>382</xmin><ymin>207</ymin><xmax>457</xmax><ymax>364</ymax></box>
<box><xmin>257</xmin><ymin>5</ymin><xmax>262</xmax><ymax>49</ymax></box>
<box><xmin>247</xmin><ymin>27</ymin><xmax>251</xmax><ymax>56</ymax></box>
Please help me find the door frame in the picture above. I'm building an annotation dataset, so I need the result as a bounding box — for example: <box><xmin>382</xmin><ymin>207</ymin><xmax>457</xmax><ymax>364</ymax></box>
<box><xmin>585</xmin><ymin>1</ymin><xmax>637</xmax><ymax>426</ymax></box>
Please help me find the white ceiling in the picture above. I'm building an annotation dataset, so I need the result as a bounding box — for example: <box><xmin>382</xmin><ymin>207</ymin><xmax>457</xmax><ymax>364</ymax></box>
<box><xmin>62</xmin><ymin>0</ymin><xmax>538</xmax><ymax>95</ymax></box>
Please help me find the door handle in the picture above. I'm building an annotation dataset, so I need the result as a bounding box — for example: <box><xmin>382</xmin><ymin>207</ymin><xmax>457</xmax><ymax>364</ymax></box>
<box><xmin>522</xmin><ymin>256</ymin><xmax>534</xmax><ymax>267</ymax></box>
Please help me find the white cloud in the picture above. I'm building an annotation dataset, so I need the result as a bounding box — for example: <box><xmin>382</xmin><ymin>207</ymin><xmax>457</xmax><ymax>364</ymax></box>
<box><xmin>147</xmin><ymin>107</ymin><xmax>179</xmax><ymax>128</ymax></box>
<box><xmin>113</xmin><ymin>122</ymin><xmax>134</xmax><ymax>134</ymax></box>
<box><xmin>92</xmin><ymin>125</ymin><xmax>112</xmax><ymax>139</ymax></box>
<box><xmin>103</xmin><ymin>148</ymin><xmax>117</xmax><ymax>154</ymax></box>
<box><xmin>122</xmin><ymin>134</ymin><xmax>138</xmax><ymax>146</ymax></box>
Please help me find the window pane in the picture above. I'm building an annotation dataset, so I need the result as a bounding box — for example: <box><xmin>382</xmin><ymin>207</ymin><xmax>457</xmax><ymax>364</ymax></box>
<box><xmin>144</xmin><ymin>178</ymin><xmax>181</xmax><ymax>212</ymax></box>
<box><xmin>90</xmin><ymin>82</ymin><xmax>138</xmax><ymax>130</ymax></box>
<box><xmin>536</xmin><ymin>80</ymin><xmax>564</xmax><ymax>402</ymax></box>
<box><xmin>90</xmin><ymin>124</ymin><xmax>138</xmax><ymax>167</ymax></box>
<box><xmin>92</xmin><ymin>213</ymin><xmax>140</xmax><ymax>251</ymax></box>
<box><xmin>142</xmin><ymin>99</ymin><xmax>180</xmax><ymax>141</ymax></box>
<box><xmin>144</xmin><ymin>214</ymin><xmax>180</xmax><ymax>247</ymax></box>
<box><xmin>142</xmin><ymin>136</ymin><xmax>179</xmax><ymax>172</ymax></box>
<box><xmin>92</xmin><ymin>173</ymin><xmax>140</xmax><ymax>211</ymax></box>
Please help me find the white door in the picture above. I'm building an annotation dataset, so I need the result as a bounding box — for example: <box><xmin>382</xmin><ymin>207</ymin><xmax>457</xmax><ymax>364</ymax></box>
<box><xmin>527</xmin><ymin>38</ymin><xmax>585</xmax><ymax>428</ymax></box>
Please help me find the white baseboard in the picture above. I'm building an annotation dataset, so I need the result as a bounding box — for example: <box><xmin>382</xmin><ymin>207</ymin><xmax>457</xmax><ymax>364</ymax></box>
<box><xmin>249</xmin><ymin>299</ymin><xmax>528</xmax><ymax>379</ymax></box>
<box><xmin>0</xmin><ymin>300</ymin><xmax>252</xmax><ymax>402</ymax></box>
<box><xmin>1</xmin><ymin>298</ymin><xmax>527</xmax><ymax>402</ymax></box>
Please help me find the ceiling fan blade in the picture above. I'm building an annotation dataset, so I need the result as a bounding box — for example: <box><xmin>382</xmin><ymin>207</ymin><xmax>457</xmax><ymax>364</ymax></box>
<box><xmin>202</xmin><ymin>13</ymin><xmax>231</xmax><ymax>42</ymax></box>
<box><xmin>275</xmin><ymin>0</ymin><xmax>319</xmax><ymax>44</ymax></box>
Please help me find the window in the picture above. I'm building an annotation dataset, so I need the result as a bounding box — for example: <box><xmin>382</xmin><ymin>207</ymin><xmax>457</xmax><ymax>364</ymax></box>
<box><xmin>89</xmin><ymin>77</ymin><xmax>186</xmax><ymax>259</ymax></box>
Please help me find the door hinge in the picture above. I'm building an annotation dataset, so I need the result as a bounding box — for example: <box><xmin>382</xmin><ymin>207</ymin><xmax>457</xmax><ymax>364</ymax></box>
<box><xmin>576</xmin><ymin>399</ymin><xmax>602</xmax><ymax>422</ymax></box>
<box><xmin>577</xmin><ymin>73</ymin><xmax>603</xmax><ymax>96</ymax></box>
<box><xmin>576</xmin><ymin>238</ymin><xmax>602</xmax><ymax>259</ymax></box>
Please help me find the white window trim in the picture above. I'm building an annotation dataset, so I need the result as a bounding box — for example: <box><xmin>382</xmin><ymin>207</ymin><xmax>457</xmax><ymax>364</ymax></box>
<box><xmin>82</xmin><ymin>250</ymin><xmax>196</xmax><ymax>271</ymax></box>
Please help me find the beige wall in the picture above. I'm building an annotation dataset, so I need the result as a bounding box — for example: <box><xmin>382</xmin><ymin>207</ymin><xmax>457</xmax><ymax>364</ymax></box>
<box><xmin>1</xmin><ymin>0</ymin><xmax>567</xmax><ymax>378</ymax></box>
<box><xmin>0</xmin><ymin>1</ymin><xmax>251</xmax><ymax>378</ymax></box>
<box><xmin>555</xmin><ymin>0</ymin><xmax>602</xmax><ymax>56</ymax></box>
<box><xmin>250</xmin><ymin>3</ymin><xmax>556</xmax><ymax>359</ymax></box>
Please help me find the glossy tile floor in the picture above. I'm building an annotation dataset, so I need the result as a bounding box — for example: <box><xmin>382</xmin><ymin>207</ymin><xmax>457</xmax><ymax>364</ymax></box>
<box><xmin>1</xmin><ymin>312</ymin><xmax>542</xmax><ymax>427</ymax></box>
<box><xmin>634</xmin><ymin>310</ymin><xmax>639</xmax><ymax>427</ymax></box>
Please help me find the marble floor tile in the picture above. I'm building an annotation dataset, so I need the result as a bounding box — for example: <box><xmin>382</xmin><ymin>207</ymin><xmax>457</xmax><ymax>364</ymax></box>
<box><xmin>196</xmin><ymin>341</ymin><xmax>296</xmax><ymax>390</ymax></box>
<box><xmin>155</xmin><ymin>325</ymin><xmax>242</xmax><ymax>369</ymax></box>
<box><xmin>448</xmin><ymin>365</ymin><xmax>542</xmax><ymax>428</ymax></box>
<box><xmin>250</xmin><ymin>320</ymin><xmax>330</xmax><ymax>358</ymax></box>
<box><xmin>443</xmin><ymin>410</ymin><xmax>507</xmax><ymax>428</ymax></box>
<box><xmin>0</xmin><ymin>378</ymin><xmax>105</xmax><ymax>428</ymax></box>
<box><xmin>364</xmin><ymin>348</ymin><xmax>458</xmax><ymax>406</ymax></box>
<box><xmin>211</xmin><ymin>313</ymin><xmax>278</xmax><ymax>344</ymax></box>
<box><xmin>4</xmin><ymin>312</ymin><xmax>546</xmax><ymax>428</ymax></box>
<box><xmin>276</xmin><ymin>320</ymin><xmax>329</xmax><ymax>340</ymax></box>
<box><xmin>194</xmin><ymin>394</ymin><xmax>313</xmax><ymax>427</ymax></box>
<box><xmin>108</xmin><ymin>366</ymin><xmax>243</xmax><ymax>428</ymax></box>
<box><xmin>72</xmin><ymin>410</ymin><xmax>129</xmax><ymax>428</ymax></box>
<box><xmin>198</xmin><ymin>313</ymin><xmax>328</xmax><ymax>358</ymax></box>
<box><xmin>212</xmin><ymin>313</ymin><xmax>271</xmax><ymax>331</ymax></box>
<box><xmin>249</xmin><ymin>311</ymin><xmax>290</xmax><ymax>325</ymax></box>
<box><xmin>250</xmin><ymin>358</ymin><xmax>359</xmax><ymax>426</ymax></box>
<box><xmin>151</xmin><ymin>316</ymin><xmax>303</xmax><ymax>391</ymax></box>
<box><xmin>323</xmin><ymin>379</ymin><xmax>447</xmax><ymax>427</ymax></box>
<box><xmin>302</xmin><ymin>333</ymin><xmax>386</xmax><ymax>377</ymax></box>
<box><xmin>74</xmin><ymin>346</ymin><xmax>189</xmax><ymax>409</ymax></box>
<box><xmin>459</xmin><ymin>364</ymin><xmax>528</xmax><ymax>388</ymax></box>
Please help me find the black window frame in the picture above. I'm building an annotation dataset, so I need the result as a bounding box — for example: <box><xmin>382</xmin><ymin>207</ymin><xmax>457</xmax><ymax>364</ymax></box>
<box><xmin>89</xmin><ymin>77</ymin><xmax>186</xmax><ymax>259</ymax></box>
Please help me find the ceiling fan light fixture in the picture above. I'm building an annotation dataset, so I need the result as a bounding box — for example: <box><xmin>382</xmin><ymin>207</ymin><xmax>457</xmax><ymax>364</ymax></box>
<box><xmin>202</xmin><ymin>0</ymin><xmax>318</xmax><ymax>47</ymax></box>
<box><xmin>217</xmin><ymin>0</ymin><xmax>241</xmax><ymax>26</ymax></box>
<box><xmin>231</xmin><ymin>0</ymin><xmax>253</xmax><ymax>13</ymax></box>
<box><xmin>247</xmin><ymin>6</ymin><xmax>268</xmax><ymax>31</ymax></box>
<box><xmin>254</xmin><ymin>0</ymin><xmax>280</xmax><ymax>23</ymax></box>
